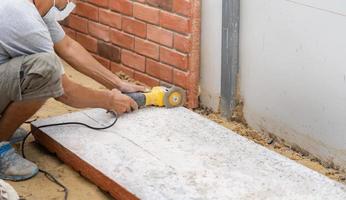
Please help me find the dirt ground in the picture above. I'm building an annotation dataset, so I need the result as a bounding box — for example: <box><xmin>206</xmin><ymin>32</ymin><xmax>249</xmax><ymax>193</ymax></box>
<box><xmin>6</xmin><ymin>63</ymin><xmax>346</xmax><ymax>200</ymax></box>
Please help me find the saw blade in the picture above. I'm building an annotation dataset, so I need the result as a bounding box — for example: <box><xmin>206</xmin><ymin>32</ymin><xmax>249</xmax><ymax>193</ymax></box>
<box><xmin>163</xmin><ymin>86</ymin><xmax>186</xmax><ymax>108</ymax></box>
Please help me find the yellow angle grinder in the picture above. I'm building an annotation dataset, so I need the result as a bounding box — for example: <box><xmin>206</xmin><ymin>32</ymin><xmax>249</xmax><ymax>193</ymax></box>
<box><xmin>125</xmin><ymin>86</ymin><xmax>186</xmax><ymax>108</ymax></box>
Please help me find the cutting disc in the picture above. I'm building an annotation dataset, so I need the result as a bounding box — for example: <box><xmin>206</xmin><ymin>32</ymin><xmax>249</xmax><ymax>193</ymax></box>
<box><xmin>163</xmin><ymin>87</ymin><xmax>186</xmax><ymax>108</ymax></box>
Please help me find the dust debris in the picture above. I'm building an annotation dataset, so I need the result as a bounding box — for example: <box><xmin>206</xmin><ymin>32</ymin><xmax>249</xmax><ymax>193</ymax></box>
<box><xmin>115</xmin><ymin>71</ymin><xmax>144</xmax><ymax>86</ymax></box>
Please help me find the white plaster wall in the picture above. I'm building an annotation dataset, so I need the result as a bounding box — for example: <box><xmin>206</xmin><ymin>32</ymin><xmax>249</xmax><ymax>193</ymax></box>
<box><xmin>200</xmin><ymin>0</ymin><xmax>222</xmax><ymax>111</ymax></box>
<box><xmin>240</xmin><ymin>0</ymin><xmax>346</xmax><ymax>169</ymax></box>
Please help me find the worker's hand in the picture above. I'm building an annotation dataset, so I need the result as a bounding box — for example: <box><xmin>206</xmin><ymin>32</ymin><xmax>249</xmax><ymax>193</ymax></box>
<box><xmin>107</xmin><ymin>89</ymin><xmax>138</xmax><ymax>115</ymax></box>
<box><xmin>119</xmin><ymin>81</ymin><xmax>150</xmax><ymax>93</ymax></box>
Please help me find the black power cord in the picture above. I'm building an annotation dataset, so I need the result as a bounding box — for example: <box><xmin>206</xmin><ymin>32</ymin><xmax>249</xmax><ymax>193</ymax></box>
<box><xmin>21</xmin><ymin>111</ymin><xmax>118</xmax><ymax>200</ymax></box>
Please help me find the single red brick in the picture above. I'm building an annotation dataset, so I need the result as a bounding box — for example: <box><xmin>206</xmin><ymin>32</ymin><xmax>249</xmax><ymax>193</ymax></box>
<box><xmin>75</xmin><ymin>2</ymin><xmax>99</xmax><ymax>21</ymax></box>
<box><xmin>93</xmin><ymin>54</ymin><xmax>111</xmax><ymax>69</ymax></box>
<box><xmin>174</xmin><ymin>34</ymin><xmax>191</xmax><ymax>53</ymax></box>
<box><xmin>133</xmin><ymin>3</ymin><xmax>159</xmax><ymax>24</ymax></box>
<box><xmin>99</xmin><ymin>9</ymin><xmax>122</xmax><ymax>29</ymax></box>
<box><xmin>146</xmin><ymin>59</ymin><xmax>173</xmax><ymax>82</ymax></box>
<box><xmin>97</xmin><ymin>41</ymin><xmax>121</xmax><ymax>62</ymax></box>
<box><xmin>63</xmin><ymin>26</ymin><xmax>76</xmax><ymax>40</ymax></box>
<box><xmin>88</xmin><ymin>21</ymin><xmax>110</xmax><ymax>42</ymax></box>
<box><xmin>135</xmin><ymin>38</ymin><xmax>159</xmax><ymax>60</ymax></box>
<box><xmin>122</xmin><ymin>17</ymin><xmax>147</xmax><ymax>38</ymax></box>
<box><xmin>173</xmin><ymin>0</ymin><xmax>191</xmax><ymax>17</ymax></box>
<box><xmin>160</xmin><ymin>47</ymin><xmax>188</xmax><ymax>70</ymax></box>
<box><xmin>173</xmin><ymin>69</ymin><xmax>188</xmax><ymax>88</ymax></box>
<box><xmin>110</xmin><ymin>29</ymin><xmax>134</xmax><ymax>50</ymax></box>
<box><xmin>75</xmin><ymin>32</ymin><xmax>98</xmax><ymax>53</ymax></box>
<box><xmin>160</xmin><ymin>11</ymin><xmax>190</xmax><ymax>34</ymax></box>
<box><xmin>146</xmin><ymin>0</ymin><xmax>173</xmax><ymax>11</ymax></box>
<box><xmin>134</xmin><ymin>71</ymin><xmax>160</xmax><ymax>87</ymax></box>
<box><xmin>121</xmin><ymin>50</ymin><xmax>146</xmax><ymax>72</ymax></box>
<box><xmin>188</xmin><ymin>93</ymin><xmax>198</xmax><ymax>109</ymax></box>
<box><xmin>109</xmin><ymin>0</ymin><xmax>133</xmax><ymax>16</ymax></box>
<box><xmin>147</xmin><ymin>24</ymin><xmax>173</xmax><ymax>47</ymax></box>
<box><xmin>146</xmin><ymin>0</ymin><xmax>160</xmax><ymax>7</ymax></box>
<box><xmin>111</xmin><ymin>62</ymin><xmax>134</xmax><ymax>77</ymax></box>
<box><xmin>88</xmin><ymin>0</ymin><xmax>109</xmax><ymax>8</ymax></box>
<box><xmin>68</xmin><ymin>14</ymin><xmax>88</xmax><ymax>33</ymax></box>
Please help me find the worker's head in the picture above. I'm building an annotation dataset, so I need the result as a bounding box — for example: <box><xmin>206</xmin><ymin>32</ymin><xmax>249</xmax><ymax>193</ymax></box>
<box><xmin>33</xmin><ymin>0</ymin><xmax>76</xmax><ymax>21</ymax></box>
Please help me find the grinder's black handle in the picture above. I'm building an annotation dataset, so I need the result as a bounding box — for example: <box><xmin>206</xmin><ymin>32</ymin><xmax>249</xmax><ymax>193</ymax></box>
<box><xmin>125</xmin><ymin>92</ymin><xmax>146</xmax><ymax>107</ymax></box>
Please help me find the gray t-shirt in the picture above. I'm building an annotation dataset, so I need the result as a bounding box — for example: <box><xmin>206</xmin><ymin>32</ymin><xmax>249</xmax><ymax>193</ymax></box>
<box><xmin>0</xmin><ymin>0</ymin><xmax>65</xmax><ymax>65</ymax></box>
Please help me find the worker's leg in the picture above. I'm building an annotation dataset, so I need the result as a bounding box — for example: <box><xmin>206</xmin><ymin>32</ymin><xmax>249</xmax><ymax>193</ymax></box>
<box><xmin>0</xmin><ymin>99</ymin><xmax>46</xmax><ymax>142</ymax></box>
<box><xmin>0</xmin><ymin>52</ymin><xmax>64</xmax><ymax>181</ymax></box>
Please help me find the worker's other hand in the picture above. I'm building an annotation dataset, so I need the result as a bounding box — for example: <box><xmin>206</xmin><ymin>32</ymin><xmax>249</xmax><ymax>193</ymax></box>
<box><xmin>108</xmin><ymin>89</ymin><xmax>138</xmax><ymax>115</ymax></box>
<box><xmin>119</xmin><ymin>81</ymin><xmax>150</xmax><ymax>93</ymax></box>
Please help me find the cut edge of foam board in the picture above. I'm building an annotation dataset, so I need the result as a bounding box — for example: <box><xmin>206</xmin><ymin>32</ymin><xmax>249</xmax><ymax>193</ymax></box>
<box><xmin>31</xmin><ymin>125</ymin><xmax>139</xmax><ymax>200</ymax></box>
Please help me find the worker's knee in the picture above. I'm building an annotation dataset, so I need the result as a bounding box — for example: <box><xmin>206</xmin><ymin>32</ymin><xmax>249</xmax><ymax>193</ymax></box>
<box><xmin>20</xmin><ymin>52</ymin><xmax>64</xmax><ymax>100</ymax></box>
<box><xmin>27</xmin><ymin>52</ymin><xmax>63</xmax><ymax>81</ymax></box>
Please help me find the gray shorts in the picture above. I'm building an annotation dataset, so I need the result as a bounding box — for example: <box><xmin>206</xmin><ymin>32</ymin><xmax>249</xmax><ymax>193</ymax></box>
<box><xmin>0</xmin><ymin>53</ymin><xmax>64</xmax><ymax>114</ymax></box>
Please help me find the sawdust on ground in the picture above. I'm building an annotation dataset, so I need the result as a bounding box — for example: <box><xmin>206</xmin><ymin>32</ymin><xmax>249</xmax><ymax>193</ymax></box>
<box><xmin>7</xmin><ymin>62</ymin><xmax>346</xmax><ymax>200</ymax></box>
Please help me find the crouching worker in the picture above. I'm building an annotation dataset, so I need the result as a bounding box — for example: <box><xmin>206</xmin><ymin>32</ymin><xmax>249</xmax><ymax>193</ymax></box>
<box><xmin>0</xmin><ymin>0</ymin><xmax>146</xmax><ymax>181</ymax></box>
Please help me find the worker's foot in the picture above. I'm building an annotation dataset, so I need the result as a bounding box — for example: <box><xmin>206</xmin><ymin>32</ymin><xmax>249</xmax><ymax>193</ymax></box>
<box><xmin>0</xmin><ymin>179</ymin><xmax>19</xmax><ymax>200</ymax></box>
<box><xmin>0</xmin><ymin>142</ymin><xmax>38</xmax><ymax>181</ymax></box>
<box><xmin>9</xmin><ymin>128</ymin><xmax>28</xmax><ymax>145</ymax></box>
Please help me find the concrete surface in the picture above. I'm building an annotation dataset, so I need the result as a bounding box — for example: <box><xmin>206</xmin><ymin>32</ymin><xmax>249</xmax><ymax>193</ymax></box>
<box><xmin>33</xmin><ymin>107</ymin><xmax>346</xmax><ymax>200</ymax></box>
<box><xmin>240</xmin><ymin>0</ymin><xmax>346</xmax><ymax>170</ymax></box>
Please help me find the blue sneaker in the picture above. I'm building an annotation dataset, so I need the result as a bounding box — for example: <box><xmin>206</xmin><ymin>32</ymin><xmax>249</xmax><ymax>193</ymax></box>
<box><xmin>0</xmin><ymin>142</ymin><xmax>38</xmax><ymax>181</ymax></box>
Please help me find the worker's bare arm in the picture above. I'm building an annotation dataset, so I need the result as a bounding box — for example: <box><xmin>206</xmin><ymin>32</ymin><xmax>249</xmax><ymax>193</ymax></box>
<box><xmin>56</xmin><ymin>75</ymin><xmax>138</xmax><ymax>115</ymax></box>
<box><xmin>54</xmin><ymin>35</ymin><xmax>146</xmax><ymax>93</ymax></box>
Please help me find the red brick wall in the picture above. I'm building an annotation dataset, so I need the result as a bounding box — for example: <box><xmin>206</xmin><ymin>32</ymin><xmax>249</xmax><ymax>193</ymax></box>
<box><xmin>62</xmin><ymin>0</ymin><xmax>201</xmax><ymax>108</ymax></box>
